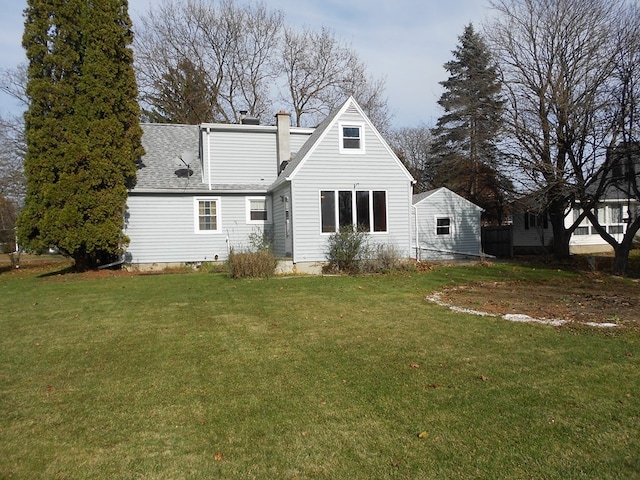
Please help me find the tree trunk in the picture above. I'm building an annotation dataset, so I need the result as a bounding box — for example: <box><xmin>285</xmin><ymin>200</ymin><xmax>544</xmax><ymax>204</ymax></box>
<box><xmin>549</xmin><ymin>204</ymin><xmax>571</xmax><ymax>259</ymax></box>
<box><xmin>612</xmin><ymin>235</ymin><xmax>634</xmax><ymax>276</ymax></box>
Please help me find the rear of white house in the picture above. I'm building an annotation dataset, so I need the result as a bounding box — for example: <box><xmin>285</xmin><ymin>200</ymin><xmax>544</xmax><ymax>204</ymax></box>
<box><xmin>124</xmin><ymin>97</ymin><xmax>416</xmax><ymax>271</ymax></box>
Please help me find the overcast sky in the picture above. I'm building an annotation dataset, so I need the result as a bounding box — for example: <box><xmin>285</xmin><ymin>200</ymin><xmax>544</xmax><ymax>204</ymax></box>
<box><xmin>0</xmin><ymin>0</ymin><xmax>493</xmax><ymax>128</ymax></box>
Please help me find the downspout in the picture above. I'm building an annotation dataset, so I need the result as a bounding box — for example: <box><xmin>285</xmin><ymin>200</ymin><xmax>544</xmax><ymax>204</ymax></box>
<box><xmin>206</xmin><ymin>127</ymin><xmax>212</xmax><ymax>190</ymax></box>
<box><xmin>413</xmin><ymin>204</ymin><xmax>420</xmax><ymax>261</ymax></box>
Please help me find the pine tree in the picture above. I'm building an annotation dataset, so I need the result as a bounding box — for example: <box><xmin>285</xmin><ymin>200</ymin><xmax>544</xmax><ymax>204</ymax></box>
<box><xmin>431</xmin><ymin>24</ymin><xmax>508</xmax><ymax>223</ymax></box>
<box><xmin>18</xmin><ymin>0</ymin><xmax>144</xmax><ymax>270</ymax></box>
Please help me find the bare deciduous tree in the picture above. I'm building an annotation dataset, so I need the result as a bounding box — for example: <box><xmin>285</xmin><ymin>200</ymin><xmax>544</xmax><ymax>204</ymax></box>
<box><xmin>135</xmin><ymin>0</ymin><xmax>283</xmax><ymax>123</ymax></box>
<box><xmin>280</xmin><ymin>26</ymin><xmax>390</xmax><ymax>129</ymax></box>
<box><xmin>487</xmin><ymin>0</ymin><xmax>624</xmax><ymax>258</ymax></box>
<box><xmin>0</xmin><ymin>65</ymin><xmax>27</xmax><ymax>214</ymax></box>
<box><xmin>134</xmin><ymin>0</ymin><xmax>390</xmax><ymax>129</ymax></box>
<box><xmin>582</xmin><ymin>4</ymin><xmax>640</xmax><ymax>275</ymax></box>
<box><xmin>387</xmin><ymin>126</ymin><xmax>434</xmax><ymax>193</ymax></box>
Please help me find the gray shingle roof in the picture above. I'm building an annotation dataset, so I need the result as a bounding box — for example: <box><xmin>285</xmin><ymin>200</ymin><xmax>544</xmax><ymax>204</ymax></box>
<box><xmin>132</xmin><ymin>123</ymin><xmax>269</xmax><ymax>193</ymax></box>
<box><xmin>412</xmin><ymin>188</ymin><xmax>440</xmax><ymax>205</ymax></box>
<box><xmin>133</xmin><ymin>123</ymin><xmax>204</xmax><ymax>191</ymax></box>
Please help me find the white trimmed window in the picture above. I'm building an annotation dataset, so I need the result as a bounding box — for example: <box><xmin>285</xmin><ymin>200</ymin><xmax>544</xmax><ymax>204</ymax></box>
<box><xmin>246</xmin><ymin>197</ymin><xmax>271</xmax><ymax>224</ymax></box>
<box><xmin>436</xmin><ymin>217</ymin><xmax>451</xmax><ymax>235</ymax></box>
<box><xmin>195</xmin><ymin>198</ymin><xmax>220</xmax><ymax>233</ymax></box>
<box><xmin>339</xmin><ymin>122</ymin><xmax>365</xmax><ymax>153</ymax></box>
<box><xmin>320</xmin><ymin>190</ymin><xmax>387</xmax><ymax>233</ymax></box>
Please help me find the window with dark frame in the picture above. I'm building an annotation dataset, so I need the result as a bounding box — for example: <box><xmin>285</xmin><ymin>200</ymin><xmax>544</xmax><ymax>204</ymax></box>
<box><xmin>320</xmin><ymin>190</ymin><xmax>387</xmax><ymax>233</ymax></box>
<box><xmin>436</xmin><ymin>217</ymin><xmax>451</xmax><ymax>235</ymax></box>
<box><xmin>321</xmin><ymin>191</ymin><xmax>336</xmax><ymax>233</ymax></box>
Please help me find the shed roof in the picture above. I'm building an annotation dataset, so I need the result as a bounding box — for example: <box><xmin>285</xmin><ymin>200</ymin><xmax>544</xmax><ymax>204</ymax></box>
<box><xmin>412</xmin><ymin>187</ymin><xmax>483</xmax><ymax>211</ymax></box>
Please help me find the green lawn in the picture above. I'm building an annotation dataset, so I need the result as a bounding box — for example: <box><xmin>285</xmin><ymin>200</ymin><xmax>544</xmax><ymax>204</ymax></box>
<box><xmin>1</xmin><ymin>263</ymin><xmax>638</xmax><ymax>479</ymax></box>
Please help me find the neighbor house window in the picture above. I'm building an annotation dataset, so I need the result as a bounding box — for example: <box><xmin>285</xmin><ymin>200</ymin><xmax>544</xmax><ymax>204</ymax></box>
<box><xmin>195</xmin><ymin>198</ymin><xmax>220</xmax><ymax>233</ymax></box>
<box><xmin>247</xmin><ymin>197</ymin><xmax>270</xmax><ymax>224</ymax></box>
<box><xmin>524</xmin><ymin>212</ymin><xmax>548</xmax><ymax>229</ymax></box>
<box><xmin>436</xmin><ymin>217</ymin><xmax>451</xmax><ymax>235</ymax></box>
<box><xmin>608</xmin><ymin>204</ymin><xmax>624</xmax><ymax>235</ymax></box>
<box><xmin>572</xmin><ymin>208</ymin><xmax>590</xmax><ymax>235</ymax></box>
<box><xmin>339</xmin><ymin>123</ymin><xmax>365</xmax><ymax>153</ymax></box>
<box><xmin>320</xmin><ymin>190</ymin><xmax>387</xmax><ymax>233</ymax></box>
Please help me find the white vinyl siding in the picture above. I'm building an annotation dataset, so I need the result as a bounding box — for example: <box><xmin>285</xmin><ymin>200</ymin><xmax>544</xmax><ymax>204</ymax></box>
<box><xmin>412</xmin><ymin>188</ymin><xmax>482</xmax><ymax>260</ymax></box>
<box><xmin>125</xmin><ymin>194</ymin><xmax>272</xmax><ymax>264</ymax></box>
<box><xmin>289</xmin><ymin>108</ymin><xmax>412</xmax><ymax>263</ymax></box>
<box><xmin>200</xmin><ymin>126</ymin><xmax>313</xmax><ymax>188</ymax></box>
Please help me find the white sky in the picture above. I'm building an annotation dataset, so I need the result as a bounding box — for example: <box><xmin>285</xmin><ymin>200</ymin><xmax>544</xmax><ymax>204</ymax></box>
<box><xmin>0</xmin><ymin>0</ymin><xmax>493</xmax><ymax>128</ymax></box>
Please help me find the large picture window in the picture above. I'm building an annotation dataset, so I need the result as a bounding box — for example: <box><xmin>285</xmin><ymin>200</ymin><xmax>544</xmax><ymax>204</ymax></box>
<box><xmin>195</xmin><ymin>198</ymin><xmax>220</xmax><ymax>233</ymax></box>
<box><xmin>320</xmin><ymin>190</ymin><xmax>387</xmax><ymax>233</ymax></box>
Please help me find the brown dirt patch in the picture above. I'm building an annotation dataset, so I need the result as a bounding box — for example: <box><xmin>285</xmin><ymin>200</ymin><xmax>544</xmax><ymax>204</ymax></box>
<box><xmin>435</xmin><ymin>275</ymin><xmax>639</xmax><ymax>326</ymax></box>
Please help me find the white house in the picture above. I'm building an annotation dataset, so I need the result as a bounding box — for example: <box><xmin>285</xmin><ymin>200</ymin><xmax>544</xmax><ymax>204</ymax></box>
<box><xmin>567</xmin><ymin>198</ymin><xmax>639</xmax><ymax>254</ymax></box>
<box><xmin>124</xmin><ymin>97</ymin><xmax>416</xmax><ymax>272</ymax></box>
<box><xmin>412</xmin><ymin>187</ymin><xmax>484</xmax><ymax>260</ymax></box>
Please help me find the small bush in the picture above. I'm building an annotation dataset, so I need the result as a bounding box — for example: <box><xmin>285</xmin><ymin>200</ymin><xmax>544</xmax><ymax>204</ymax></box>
<box><xmin>325</xmin><ymin>229</ymin><xmax>415</xmax><ymax>274</ymax></box>
<box><xmin>362</xmin><ymin>243</ymin><xmax>400</xmax><ymax>273</ymax></box>
<box><xmin>227</xmin><ymin>249</ymin><xmax>277</xmax><ymax>279</ymax></box>
<box><xmin>324</xmin><ymin>228</ymin><xmax>369</xmax><ymax>274</ymax></box>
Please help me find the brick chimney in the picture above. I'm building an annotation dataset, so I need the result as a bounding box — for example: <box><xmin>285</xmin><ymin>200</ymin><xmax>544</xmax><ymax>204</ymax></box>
<box><xmin>276</xmin><ymin>110</ymin><xmax>291</xmax><ymax>174</ymax></box>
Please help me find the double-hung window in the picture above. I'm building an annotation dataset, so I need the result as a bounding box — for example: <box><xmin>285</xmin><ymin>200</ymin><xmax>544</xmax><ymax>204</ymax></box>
<box><xmin>195</xmin><ymin>198</ymin><xmax>220</xmax><ymax>233</ymax></box>
<box><xmin>247</xmin><ymin>197</ymin><xmax>270</xmax><ymax>224</ymax></box>
<box><xmin>436</xmin><ymin>217</ymin><xmax>451</xmax><ymax>235</ymax></box>
<box><xmin>339</xmin><ymin>122</ymin><xmax>365</xmax><ymax>153</ymax></box>
<box><xmin>321</xmin><ymin>190</ymin><xmax>386</xmax><ymax>233</ymax></box>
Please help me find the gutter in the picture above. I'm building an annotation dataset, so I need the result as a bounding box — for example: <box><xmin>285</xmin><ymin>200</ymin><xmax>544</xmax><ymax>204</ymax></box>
<box><xmin>129</xmin><ymin>187</ymin><xmax>270</xmax><ymax>195</ymax></box>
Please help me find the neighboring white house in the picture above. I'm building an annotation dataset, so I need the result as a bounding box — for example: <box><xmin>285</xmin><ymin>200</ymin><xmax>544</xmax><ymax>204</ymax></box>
<box><xmin>124</xmin><ymin>97</ymin><xmax>416</xmax><ymax>272</ymax></box>
<box><xmin>511</xmin><ymin>208</ymin><xmax>554</xmax><ymax>255</ymax></box>
<box><xmin>412</xmin><ymin>187</ymin><xmax>484</xmax><ymax>260</ymax></box>
<box><xmin>509</xmin><ymin>197</ymin><xmax>638</xmax><ymax>255</ymax></box>
<box><xmin>566</xmin><ymin>198</ymin><xmax>639</xmax><ymax>254</ymax></box>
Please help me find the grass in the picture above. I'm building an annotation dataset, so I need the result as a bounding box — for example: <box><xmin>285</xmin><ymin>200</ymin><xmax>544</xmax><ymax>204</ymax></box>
<box><xmin>1</xmin><ymin>262</ymin><xmax>639</xmax><ymax>479</ymax></box>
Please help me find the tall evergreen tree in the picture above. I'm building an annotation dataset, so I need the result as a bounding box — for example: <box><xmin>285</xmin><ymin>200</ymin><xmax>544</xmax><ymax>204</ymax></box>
<box><xmin>431</xmin><ymin>24</ymin><xmax>509</xmax><ymax>223</ymax></box>
<box><xmin>18</xmin><ymin>0</ymin><xmax>144</xmax><ymax>270</ymax></box>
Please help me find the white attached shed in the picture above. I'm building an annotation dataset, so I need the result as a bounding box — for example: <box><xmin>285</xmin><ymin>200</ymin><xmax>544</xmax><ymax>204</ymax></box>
<box><xmin>412</xmin><ymin>187</ymin><xmax>484</xmax><ymax>260</ymax></box>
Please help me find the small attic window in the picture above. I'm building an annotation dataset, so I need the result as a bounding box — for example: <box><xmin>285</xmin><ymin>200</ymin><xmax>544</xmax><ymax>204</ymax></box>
<box><xmin>339</xmin><ymin>122</ymin><xmax>365</xmax><ymax>153</ymax></box>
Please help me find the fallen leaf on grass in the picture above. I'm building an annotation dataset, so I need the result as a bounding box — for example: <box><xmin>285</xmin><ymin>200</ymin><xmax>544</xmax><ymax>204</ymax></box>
<box><xmin>428</xmin><ymin>383</ymin><xmax>440</xmax><ymax>388</ymax></box>
<box><xmin>214</xmin><ymin>452</ymin><xmax>223</xmax><ymax>461</ymax></box>
<box><xmin>479</xmin><ymin>375</ymin><xmax>489</xmax><ymax>382</ymax></box>
<box><xmin>410</xmin><ymin>363</ymin><xmax>420</xmax><ymax>369</ymax></box>
<box><xmin>417</xmin><ymin>431</ymin><xmax>429</xmax><ymax>439</ymax></box>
